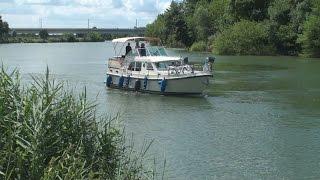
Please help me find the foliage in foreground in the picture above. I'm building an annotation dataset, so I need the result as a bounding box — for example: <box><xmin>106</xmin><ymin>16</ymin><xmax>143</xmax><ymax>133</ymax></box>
<box><xmin>0</xmin><ymin>67</ymin><xmax>153</xmax><ymax>179</ymax></box>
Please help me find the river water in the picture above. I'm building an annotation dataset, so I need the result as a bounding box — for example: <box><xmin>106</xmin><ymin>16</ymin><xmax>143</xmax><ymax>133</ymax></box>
<box><xmin>1</xmin><ymin>42</ymin><xmax>320</xmax><ymax>179</ymax></box>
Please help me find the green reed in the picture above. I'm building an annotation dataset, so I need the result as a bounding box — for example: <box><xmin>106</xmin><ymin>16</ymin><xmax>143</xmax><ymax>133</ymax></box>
<box><xmin>0</xmin><ymin>66</ymin><xmax>154</xmax><ymax>179</ymax></box>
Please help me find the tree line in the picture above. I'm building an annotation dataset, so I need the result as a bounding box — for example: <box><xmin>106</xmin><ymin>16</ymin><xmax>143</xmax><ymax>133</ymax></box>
<box><xmin>0</xmin><ymin>16</ymin><xmax>10</xmax><ymax>43</ymax></box>
<box><xmin>0</xmin><ymin>17</ymin><xmax>132</xmax><ymax>43</ymax></box>
<box><xmin>146</xmin><ymin>0</ymin><xmax>320</xmax><ymax>57</ymax></box>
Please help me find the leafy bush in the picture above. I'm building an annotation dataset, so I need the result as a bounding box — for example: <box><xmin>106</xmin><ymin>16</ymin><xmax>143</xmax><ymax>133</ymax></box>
<box><xmin>213</xmin><ymin>20</ymin><xmax>276</xmax><ymax>55</ymax></box>
<box><xmin>63</xmin><ymin>33</ymin><xmax>77</xmax><ymax>42</ymax></box>
<box><xmin>0</xmin><ymin>67</ymin><xmax>154</xmax><ymax>179</ymax></box>
<box><xmin>190</xmin><ymin>41</ymin><xmax>207</xmax><ymax>52</ymax></box>
<box><xmin>85</xmin><ymin>32</ymin><xmax>104</xmax><ymax>42</ymax></box>
<box><xmin>298</xmin><ymin>1</ymin><xmax>320</xmax><ymax>57</ymax></box>
<box><xmin>39</xmin><ymin>29</ymin><xmax>49</xmax><ymax>40</ymax></box>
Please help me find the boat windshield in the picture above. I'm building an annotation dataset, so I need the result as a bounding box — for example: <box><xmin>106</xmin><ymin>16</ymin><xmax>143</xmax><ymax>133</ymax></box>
<box><xmin>148</xmin><ymin>46</ymin><xmax>168</xmax><ymax>56</ymax></box>
<box><xmin>130</xmin><ymin>46</ymin><xmax>168</xmax><ymax>57</ymax></box>
<box><xmin>155</xmin><ymin>61</ymin><xmax>181</xmax><ymax>71</ymax></box>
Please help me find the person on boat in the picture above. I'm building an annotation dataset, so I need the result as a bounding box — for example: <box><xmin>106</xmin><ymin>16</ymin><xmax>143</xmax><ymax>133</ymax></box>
<box><xmin>140</xmin><ymin>43</ymin><xmax>146</xmax><ymax>56</ymax></box>
<box><xmin>135</xmin><ymin>41</ymin><xmax>140</xmax><ymax>49</ymax></box>
<box><xmin>125</xmin><ymin>43</ymin><xmax>132</xmax><ymax>55</ymax></box>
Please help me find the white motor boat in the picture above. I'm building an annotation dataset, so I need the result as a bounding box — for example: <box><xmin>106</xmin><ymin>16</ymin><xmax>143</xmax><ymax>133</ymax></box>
<box><xmin>106</xmin><ymin>37</ymin><xmax>215</xmax><ymax>95</ymax></box>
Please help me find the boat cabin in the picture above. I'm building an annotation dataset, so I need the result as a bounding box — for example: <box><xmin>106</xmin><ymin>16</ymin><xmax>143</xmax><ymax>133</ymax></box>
<box><xmin>108</xmin><ymin>37</ymin><xmax>189</xmax><ymax>76</ymax></box>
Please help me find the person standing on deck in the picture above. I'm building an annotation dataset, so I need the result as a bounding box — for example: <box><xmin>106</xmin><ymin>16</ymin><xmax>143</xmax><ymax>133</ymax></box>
<box><xmin>140</xmin><ymin>43</ymin><xmax>146</xmax><ymax>56</ymax></box>
<box><xmin>125</xmin><ymin>43</ymin><xmax>132</xmax><ymax>55</ymax></box>
<box><xmin>135</xmin><ymin>41</ymin><xmax>140</xmax><ymax>49</ymax></box>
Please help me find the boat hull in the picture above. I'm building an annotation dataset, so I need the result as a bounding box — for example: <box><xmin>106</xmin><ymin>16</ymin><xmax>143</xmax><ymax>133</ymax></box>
<box><xmin>106</xmin><ymin>74</ymin><xmax>211</xmax><ymax>95</ymax></box>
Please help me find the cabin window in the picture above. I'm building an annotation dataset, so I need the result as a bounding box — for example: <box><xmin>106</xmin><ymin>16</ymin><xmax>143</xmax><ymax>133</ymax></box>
<box><xmin>135</xmin><ymin>62</ymin><xmax>142</xmax><ymax>71</ymax></box>
<box><xmin>155</xmin><ymin>62</ymin><xmax>168</xmax><ymax>70</ymax></box>
<box><xmin>128</xmin><ymin>62</ymin><xmax>135</xmax><ymax>71</ymax></box>
<box><xmin>147</xmin><ymin>63</ymin><xmax>154</xmax><ymax>70</ymax></box>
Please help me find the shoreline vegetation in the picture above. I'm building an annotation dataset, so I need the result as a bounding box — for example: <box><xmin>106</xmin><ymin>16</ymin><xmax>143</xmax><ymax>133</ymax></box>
<box><xmin>1</xmin><ymin>30</ymin><xmax>119</xmax><ymax>44</ymax></box>
<box><xmin>145</xmin><ymin>0</ymin><xmax>320</xmax><ymax>57</ymax></box>
<box><xmin>0</xmin><ymin>66</ymin><xmax>158</xmax><ymax>179</ymax></box>
<box><xmin>4</xmin><ymin>33</ymin><xmax>107</xmax><ymax>44</ymax></box>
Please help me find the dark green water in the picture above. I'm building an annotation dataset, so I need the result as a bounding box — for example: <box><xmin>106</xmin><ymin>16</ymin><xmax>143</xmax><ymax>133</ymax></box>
<box><xmin>1</xmin><ymin>42</ymin><xmax>320</xmax><ymax>179</ymax></box>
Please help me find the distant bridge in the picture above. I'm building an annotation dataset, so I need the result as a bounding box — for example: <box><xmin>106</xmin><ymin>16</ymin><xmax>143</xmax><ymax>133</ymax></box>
<box><xmin>10</xmin><ymin>27</ymin><xmax>146</xmax><ymax>35</ymax></box>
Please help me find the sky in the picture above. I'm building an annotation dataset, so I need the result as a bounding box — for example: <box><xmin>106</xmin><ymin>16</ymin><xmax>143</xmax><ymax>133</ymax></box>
<box><xmin>0</xmin><ymin>0</ymin><xmax>177</xmax><ymax>28</ymax></box>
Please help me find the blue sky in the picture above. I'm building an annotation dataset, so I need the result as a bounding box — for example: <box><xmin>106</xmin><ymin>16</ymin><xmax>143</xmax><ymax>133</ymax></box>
<box><xmin>0</xmin><ymin>0</ymin><xmax>177</xmax><ymax>28</ymax></box>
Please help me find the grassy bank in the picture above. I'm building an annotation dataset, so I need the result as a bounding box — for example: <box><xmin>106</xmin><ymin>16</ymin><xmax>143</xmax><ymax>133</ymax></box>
<box><xmin>0</xmin><ymin>67</ymin><xmax>156</xmax><ymax>179</ymax></box>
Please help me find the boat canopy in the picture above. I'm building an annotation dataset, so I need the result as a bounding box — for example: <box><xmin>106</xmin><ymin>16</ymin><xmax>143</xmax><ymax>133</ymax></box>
<box><xmin>135</xmin><ymin>56</ymin><xmax>181</xmax><ymax>63</ymax></box>
<box><xmin>112</xmin><ymin>37</ymin><xmax>160</xmax><ymax>43</ymax></box>
<box><xmin>111</xmin><ymin>37</ymin><xmax>163</xmax><ymax>57</ymax></box>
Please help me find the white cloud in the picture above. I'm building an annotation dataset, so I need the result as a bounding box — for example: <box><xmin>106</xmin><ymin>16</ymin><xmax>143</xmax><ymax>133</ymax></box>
<box><xmin>1</xmin><ymin>0</ymin><xmax>174</xmax><ymax>28</ymax></box>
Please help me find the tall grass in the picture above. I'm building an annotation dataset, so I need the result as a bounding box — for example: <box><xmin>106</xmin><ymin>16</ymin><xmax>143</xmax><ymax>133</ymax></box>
<box><xmin>0</xmin><ymin>66</ymin><xmax>155</xmax><ymax>179</ymax></box>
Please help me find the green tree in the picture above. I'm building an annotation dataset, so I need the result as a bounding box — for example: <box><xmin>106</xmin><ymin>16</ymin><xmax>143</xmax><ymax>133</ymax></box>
<box><xmin>63</xmin><ymin>33</ymin><xmax>76</xmax><ymax>42</ymax></box>
<box><xmin>146</xmin><ymin>0</ymin><xmax>315</xmax><ymax>56</ymax></box>
<box><xmin>39</xmin><ymin>29</ymin><xmax>49</xmax><ymax>40</ymax></box>
<box><xmin>268</xmin><ymin>0</ymin><xmax>312</xmax><ymax>55</ymax></box>
<box><xmin>164</xmin><ymin>1</ymin><xmax>194</xmax><ymax>47</ymax></box>
<box><xmin>146</xmin><ymin>14</ymin><xmax>166</xmax><ymax>41</ymax></box>
<box><xmin>230</xmin><ymin>0</ymin><xmax>271</xmax><ymax>21</ymax></box>
<box><xmin>208</xmin><ymin>0</ymin><xmax>233</xmax><ymax>33</ymax></box>
<box><xmin>0</xmin><ymin>16</ymin><xmax>10</xmax><ymax>42</ymax></box>
<box><xmin>193</xmin><ymin>4</ymin><xmax>211</xmax><ymax>41</ymax></box>
<box><xmin>213</xmin><ymin>20</ymin><xmax>275</xmax><ymax>55</ymax></box>
<box><xmin>85</xmin><ymin>32</ymin><xmax>103</xmax><ymax>42</ymax></box>
<box><xmin>298</xmin><ymin>0</ymin><xmax>320</xmax><ymax>57</ymax></box>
